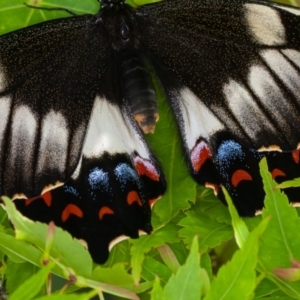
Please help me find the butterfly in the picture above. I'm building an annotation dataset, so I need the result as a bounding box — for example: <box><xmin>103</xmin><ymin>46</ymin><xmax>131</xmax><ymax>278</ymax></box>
<box><xmin>1</xmin><ymin>0</ymin><xmax>300</xmax><ymax>264</ymax></box>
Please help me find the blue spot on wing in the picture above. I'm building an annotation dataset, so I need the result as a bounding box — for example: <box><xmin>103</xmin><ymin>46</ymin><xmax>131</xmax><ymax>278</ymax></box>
<box><xmin>216</xmin><ymin>140</ymin><xmax>246</xmax><ymax>181</ymax></box>
<box><xmin>114</xmin><ymin>163</ymin><xmax>140</xmax><ymax>190</ymax></box>
<box><xmin>63</xmin><ymin>185</ymin><xmax>80</xmax><ymax>199</ymax></box>
<box><xmin>88</xmin><ymin>167</ymin><xmax>110</xmax><ymax>192</ymax></box>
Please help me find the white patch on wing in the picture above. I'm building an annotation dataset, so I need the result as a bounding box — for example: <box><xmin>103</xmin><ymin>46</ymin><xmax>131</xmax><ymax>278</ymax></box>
<box><xmin>248</xmin><ymin>65</ymin><xmax>297</xmax><ymax>139</ymax></box>
<box><xmin>178</xmin><ymin>87</ymin><xmax>224</xmax><ymax>150</ymax></box>
<box><xmin>0</xmin><ymin>63</ymin><xmax>6</xmax><ymax>92</ymax></box>
<box><xmin>244</xmin><ymin>4</ymin><xmax>286</xmax><ymax>45</ymax></box>
<box><xmin>0</xmin><ymin>96</ymin><xmax>11</xmax><ymax>150</ymax></box>
<box><xmin>79</xmin><ymin>97</ymin><xmax>149</xmax><ymax>168</ymax></box>
<box><xmin>69</xmin><ymin>123</ymin><xmax>85</xmax><ymax>168</ymax></box>
<box><xmin>223</xmin><ymin>80</ymin><xmax>276</xmax><ymax>140</ymax></box>
<box><xmin>9</xmin><ymin>105</ymin><xmax>37</xmax><ymax>173</ymax></box>
<box><xmin>261</xmin><ymin>49</ymin><xmax>300</xmax><ymax>98</ymax></box>
<box><xmin>37</xmin><ymin>110</ymin><xmax>69</xmax><ymax>175</ymax></box>
<box><xmin>273</xmin><ymin>4</ymin><xmax>300</xmax><ymax>16</ymax></box>
<box><xmin>282</xmin><ymin>49</ymin><xmax>300</xmax><ymax>69</ymax></box>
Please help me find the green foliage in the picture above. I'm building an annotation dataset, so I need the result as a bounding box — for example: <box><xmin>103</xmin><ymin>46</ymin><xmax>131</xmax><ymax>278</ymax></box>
<box><xmin>1</xmin><ymin>0</ymin><xmax>300</xmax><ymax>299</ymax></box>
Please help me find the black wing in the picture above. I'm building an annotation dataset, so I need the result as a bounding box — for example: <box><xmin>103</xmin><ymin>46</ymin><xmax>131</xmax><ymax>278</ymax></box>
<box><xmin>136</xmin><ymin>0</ymin><xmax>300</xmax><ymax>215</ymax></box>
<box><xmin>0</xmin><ymin>15</ymin><xmax>110</xmax><ymax>198</ymax></box>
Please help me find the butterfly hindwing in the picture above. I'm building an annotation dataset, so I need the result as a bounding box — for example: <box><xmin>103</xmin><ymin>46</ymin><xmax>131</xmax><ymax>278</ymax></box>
<box><xmin>15</xmin><ymin>95</ymin><xmax>166</xmax><ymax>263</ymax></box>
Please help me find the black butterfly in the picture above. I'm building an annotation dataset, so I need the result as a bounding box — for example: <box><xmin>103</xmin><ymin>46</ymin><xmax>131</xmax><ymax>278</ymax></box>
<box><xmin>1</xmin><ymin>0</ymin><xmax>300</xmax><ymax>264</ymax></box>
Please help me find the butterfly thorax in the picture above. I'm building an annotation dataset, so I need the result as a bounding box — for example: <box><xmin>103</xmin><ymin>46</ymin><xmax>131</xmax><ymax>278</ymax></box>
<box><xmin>94</xmin><ymin>3</ymin><xmax>159</xmax><ymax>133</ymax></box>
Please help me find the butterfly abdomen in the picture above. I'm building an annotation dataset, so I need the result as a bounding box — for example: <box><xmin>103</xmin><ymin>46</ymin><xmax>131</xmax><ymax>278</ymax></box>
<box><xmin>120</xmin><ymin>50</ymin><xmax>158</xmax><ymax>134</ymax></box>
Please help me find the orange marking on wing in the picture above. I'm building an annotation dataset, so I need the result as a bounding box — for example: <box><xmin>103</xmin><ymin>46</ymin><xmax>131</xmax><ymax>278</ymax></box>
<box><xmin>25</xmin><ymin>192</ymin><xmax>52</xmax><ymax>207</ymax></box>
<box><xmin>292</xmin><ymin>149</ymin><xmax>300</xmax><ymax>164</ymax></box>
<box><xmin>61</xmin><ymin>204</ymin><xmax>83</xmax><ymax>222</ymax></box>
<box><xmin>25</xmin><ymin>198</ymin><xmax>36</xmax><ymax>206</ymax></box>
<box><xmin>41</xmin><ymin>191</ymin><xmax>52</xmax><ymax>206</ymax></box>
<box><xmin>99</xmin><ymin>206</ymin><xmax>114</xmax><ymax>220</ymax></box>
<box><xmin>127</xmin><ymin>191</ymin><xmax>142</xmax><ymax>206</ymax></box>
<box><xmin>272</xmin><ymin>168</ymin><xmax>286</xmax><ymax>179</ymax></box>
<box><xmin>134</xmin><ymin>157</ymin><xmax>160</xmax><ymax>181</ymax></box>
<box><xmin>231</xmin><ymin>170</ymin><xmax>253</xmax><ymax>188</ymax></box>
<box><xmin>191</xmin><ymin>141</ymin><xmax>212</xmax><ymax>173</ymax></box>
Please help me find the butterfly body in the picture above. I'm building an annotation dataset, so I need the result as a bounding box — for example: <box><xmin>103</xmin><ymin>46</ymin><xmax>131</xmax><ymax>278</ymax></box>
<box><xmin>1</xmin><ymin>0</ymin><xmax>300</xmax><ymax>263</ymax></box>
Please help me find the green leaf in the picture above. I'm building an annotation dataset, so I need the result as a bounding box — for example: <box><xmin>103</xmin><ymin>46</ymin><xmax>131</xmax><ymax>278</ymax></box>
<box><xmin>130</xmin><ymin>223</ymin><xmax>179</xmax><ymax>284</ymax></box>
<box><xmin>178</xmin><ymin>211</ymin><xmax>233</xmax><ymax>252</ymax></box>
<box><xmin>147</xmin><ymin>76</ymin><xmax>196</xmax><ymax>224</ymax></box>
<box><xmin>163</xmin><ymin>236</ymin><xmax>202</xmax><ymax>300</ymax></box>
<box><xmin>193</xmin><ymin>187</ymin><xmax>231</xmax><ymax>224</ymax></box>
<box><xmin>258</xmin><ymin>159</ymin><xmax>300</xmax><ymax>297</ymax></box>
<box><xmin>204</xmin><ymin>217</ymin><xmax>269</xmax><ymax>300</ymax></box>
<box><xmin>2</xmin><ymin>197</ymin><xmax>93</xmax><ymax>277</ymax></box>
<box><xmin>35</xmin><ymin>293</ymin><xmax>94</xmax><ymax>300</ymax></box>
<box><xmin>151</xmin><ymin>277</ymin><xmax>165</xmax><ymax>300</ymax></box>
<box><xmin>0</xmin><ymin>232</ymin><xmax>42</xmax><ymax>264</ymax></box>
<box><xmin>92</xmin><ymin>264</ymin><xmax>134</xmax><ymax>289</ymax></box>
<box><xmin>142</xmin><ymin>256</ymin><xmax>173</xmax><ymax>284</ymax></box>
<box><xmin>223</xmin><ymin>188</ymin><xmax>249</xmax><ymax>248</ymax></box>
<box><xmin>275</xmin><ymin>178</ymin><xmax>300</xmax><ymax>189</ymax></box>
<box><xmin>9</xmin><ymin>261</ymin><xmax>54</xmax><ymax>300</ymax></box>
<box><xmin>6</xmin><ymin>261</ymin><xmax>41</xmax><ymax>295</ymax></box>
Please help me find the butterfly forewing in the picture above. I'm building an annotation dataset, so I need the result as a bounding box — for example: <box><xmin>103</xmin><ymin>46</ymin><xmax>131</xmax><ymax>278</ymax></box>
<box><xmin>0</xmin><ymin>15</ymin><xmax>110</xmax><ymax>198</ymax></box>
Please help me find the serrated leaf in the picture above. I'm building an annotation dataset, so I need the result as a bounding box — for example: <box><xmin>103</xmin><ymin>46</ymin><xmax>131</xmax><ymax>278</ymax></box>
<box><xmin>92</xmin><ymin>264</ymin><xmax>134</xmax><ymax>289</ymax></box>
<box><xmin>9</xmin><ymin>261</ymin><xmax>54</xmax><ymax>300</ymax></box>
<box><xmin>193</xmin><ymin>187</ymin><xmax>231</xmax><ymax>224</ymax></box>
<box><xmin>151</xmin><ymin>277</ymin><xmax>165</xmax><ymax>300</ymax></box>
<box><xmin>178</xmin><ymin>211</ymin><xmax>233</xmax><ymax>252</ymax></box>
<box><xmin>131</xmin><ymin>223</ymin><xmax>179</xmax><ymax>284</ymax></box>
<box><xmin>2</xmin><ymin>197</ymin><xmax>92</xmax><ymax>277</ymax></box>
<box><xmin>142</xmin><ymin>256</ymin><xmax>173</xmax><ymax>284</ymax></box>
<box><xmin>163</xmin><ymin>236</ymin><xmax>202</xmax><ymax>300</ymax></box>
<box><xmin>204</xmin><ymin>217</ymin><xmax>269</xmax><ymax>300</ymax></box>
<box><xmin>259</xmin><ymin>159</ymin><xmax>300</xmax><ymax>297</ymax></box>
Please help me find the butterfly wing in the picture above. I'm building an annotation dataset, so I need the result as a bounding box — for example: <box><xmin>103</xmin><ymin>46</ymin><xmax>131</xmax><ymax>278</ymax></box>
<box><xmin>0</xmin><ymin>11</ymin><xmax>166</xmax><ymax>263</ymax></box>
<box><xmin>136</xmin><ymin>0</ymin><xmax>300</xmax><ymax>215</ymax></box>
<box><xmin>0</xmin><ymin>15</ymin><xmax>109</xmax><ymax>198</ymax></box>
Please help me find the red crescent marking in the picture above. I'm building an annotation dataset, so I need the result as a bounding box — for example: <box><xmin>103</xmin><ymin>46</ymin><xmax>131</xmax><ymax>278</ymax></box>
<box><xmin>271</xmin><ymin>168</ymin><xmax>286</xmax><ymax>179</ymax></box>
<box><xmin>99</xmin><ymin>206</ymin><xmax>114</xmax><ymax>220</ymax></box>
<box><xmin>134</xmin><ymin>157</ymin><xmax>160</xmax><ymax>181</ymax></box>
<box><xmin>41</xmin><ymin>191</ymin><xmax>52</xmax><ymax>206</ymax></box>
<box><xmin>25</xmin><ymin>191</ymin><xmax>52</xmax><ymax>207</ymax></box>
<box><xmin>292</xmin><ymin>149</ymin><xmax>300</xmax><ymax>164</ymax></box>
<box><xmin>231</xmin><ymin>170</ymin><xmax>253</xmax><ymax>188</ymax></box>
<box><xmin>191</xmin><ymin>141</ymin><xmax>212</xmax><ymax>173</ymax></box>
<box><xmin>61</xmin><ymin>204</ymin><xmax>83</xmax><ymax>222</ymax></box>
<box><xmin>127</xmin><ymin>191</ymin><xmax>142</xmax><ymax>206</ymax></box>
